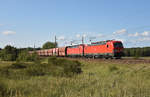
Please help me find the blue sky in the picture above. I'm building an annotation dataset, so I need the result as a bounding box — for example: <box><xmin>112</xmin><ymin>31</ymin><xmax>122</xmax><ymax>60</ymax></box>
<box><xmin>0</xmin><ymin>0</ymin><xmax>150</xmax><ymax>48</ymax></box>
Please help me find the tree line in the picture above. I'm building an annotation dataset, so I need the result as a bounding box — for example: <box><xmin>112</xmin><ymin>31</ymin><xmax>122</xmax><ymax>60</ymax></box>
<box><xmin>0</xmin><ymin>41</ymin><xmax>57</xmax><ymax>61</ymax></box>
<box><xmin>0</xmin><ymin>42</ymin><xmax>150</xmax><ymax>61</ymax></box>
<box><xmin>124</xmin><ymin>47</ymin><xmax>150</xmax><ymax>57</ymax></box>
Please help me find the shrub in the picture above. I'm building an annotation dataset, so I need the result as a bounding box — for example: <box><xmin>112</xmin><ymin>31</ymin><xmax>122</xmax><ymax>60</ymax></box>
<box><xmin>17</xmin><ymin>51</ymin><xmax>40</xmax><ymax>62</ymax></box>
<box><xmin>26</xmin><ymin>57</ymin><xmax>82</xmax><ymax>77</ymax></box>
<box><xmin>0</xmin><ymin>58</ymin><xmax>82</xmax><ymax>79</ymax></box>
<box><xmin>0</xmin><ymin>45</ymin><xmax>18</xmax><ymax>61</ymax></box>
<box><xmin>48</xmin><ymin>57</ymin><xmax>82</xmax><ymax>77</ymax></box>
<box><xmin>26</xmin><ymin>64</ymin><xmax>48</xmax><ymax>76</ymax></box>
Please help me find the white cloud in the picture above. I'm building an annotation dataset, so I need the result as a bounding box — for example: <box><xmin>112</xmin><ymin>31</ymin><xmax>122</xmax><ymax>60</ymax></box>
<box><xmin>76</xmin><ymin>34</ymin><xmax>80</xmax><ymax>38</ymax></box>
<box><xmin>128</xmin><ymin>31</ymin><xmax>150</xmax><ymax>37</ymax></box>
<box><xmin>1</xmin><ymin>30</ymin><xmax>16</xmax><ymax>35</ymax></box>
<box><xmin>141</xmin><ymin>31</ymin><xmax>150</xmax><ymax>36</ymax></box>
<box><xmin>138</xmin><ymin>37</ymin><xmax>150</xmax><ymax>41</ymax></box>
<box><xmin>0</xmin><ymin>24</ymin><xmax>3</xmax><ymax>26</ymax></box>
<box><xmin>134</xmin><ymin>32</ymin><xmax>139</xmax><ymax>37</ymax></box>
<box><xmin>113</xmin><ymin>29</ymin><xmax>127</xmax><ymax>34</ymax></box>
<box><xmin>128</xmin><ymin>32</ymin><xmax>139</xmax><ymax>37</ymax></box>
<box><xmin>76</xmin><ymin>34</ymin><xmax>86</xmax><ymax>38</ymax></box>
<box><xmin>83</xmin><ymin>34</ymin><xmax>86</xmax><ymax>38</ymax></box>
<box><xmin>97</xmin><ymin>34</ymin><xmax>103</xmax><ymax>37</ymax></box>
<box><xmin>57</xmin><ymin>36</ymin><xmax>65</xmax><ymax>40</ymax></box>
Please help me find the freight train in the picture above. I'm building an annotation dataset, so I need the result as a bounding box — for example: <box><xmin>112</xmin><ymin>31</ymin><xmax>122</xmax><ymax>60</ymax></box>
<box><xmin>30</xmin><ymin>40</ymin><xmax>124</xmax><ymax>59</ymax></box>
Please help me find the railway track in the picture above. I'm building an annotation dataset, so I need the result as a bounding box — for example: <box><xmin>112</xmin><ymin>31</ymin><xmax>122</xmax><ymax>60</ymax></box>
<box><xmin>64</xmin><ymin>57</ymin><xmax>150</xmax><ymax>64</ymax></box>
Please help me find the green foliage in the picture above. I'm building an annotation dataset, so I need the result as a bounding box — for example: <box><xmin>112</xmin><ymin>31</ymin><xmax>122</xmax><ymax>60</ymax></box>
<box><xmin>0</xmin><ymin>60</ymin><xmax>150</xmax><ymax>97</ymax></box>
<box><xmin>0</xmin><ymin>46</ymin><xmax>42</xmax><ymax>62</ymax></box>
<box><xmin>25</xmin><ymin>64</ymin><xmax>47</xmax><ymax>76</ymax></box>
<box><xmin>0</xmin><ymin>58</ymin><xmax>82</xmax><ymax>80</ymax></box>
<box><xmin>26</xmin><ymin>58</ymin><xmax>82</xmax><ymax>77</ymax></box>
<box><xmin>48</xmin><ymin>57</ymin><xmax>82</xmax><ymax>77</ymax></box>
<box><xmin>17</xmin><ymin>50</ymin><xmax>30</xmax><ymax>62</ymax></box>
<box><xmin>0</xmin><ymin>45</ymin><xmax>18</xmax><ymax>61</ymax></box>
<box><xmin>124</xmin><ymin>47</ymin><xmax>150</xmax><ymax>57</ymax></box>
<box><xmin>17</xmin><ymin>50</ymin><xmax>39</xmax><ymax>62</ymax></box>
<box><xmin>42</xmin><ymin>41</ymin><xmax>57</xmax><ymax>49</ymax></box>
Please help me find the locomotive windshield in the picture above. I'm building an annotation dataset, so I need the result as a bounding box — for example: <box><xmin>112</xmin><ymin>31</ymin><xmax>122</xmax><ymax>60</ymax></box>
<box><xmin>114</xmin><ymin>42</ymin><xmax>123</xmax><ymax>48</ymax></box>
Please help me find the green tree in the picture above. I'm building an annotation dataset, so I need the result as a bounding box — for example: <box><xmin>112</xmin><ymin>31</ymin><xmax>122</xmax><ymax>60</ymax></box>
<box><xmin>134</xmin><ymin>48</ymin><xmax>141</xmax><ymax>58</ymax></box>
<box><xmin>17</xmin><ymin>50</ymin><xmax>39</xmax><ymax>62</ymax></box>
<box><xmin>42</xmin><ymin>41</ymin><xmax>57</xmax><ymax>49</ymax></box>
<box><xmin>17</xmin><ymin>50</ymin><xmax>31</xmax><ymax>62</ymax></box>
<box><xmin>0</xmin><ymin>45</ymin><xmax>18</xmax><ymax>61</ymax></box>
<box><xmin>124</xmin><ymin>47</ymin><xmax>150</xmax><ymax>57</ymax></box>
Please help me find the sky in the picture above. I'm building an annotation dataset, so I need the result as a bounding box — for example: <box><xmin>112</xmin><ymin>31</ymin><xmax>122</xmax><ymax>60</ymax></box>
<box><xmin>0</xmin><ymin>0</ymin><xmax>150</xmax><ymax>48</ymax></box>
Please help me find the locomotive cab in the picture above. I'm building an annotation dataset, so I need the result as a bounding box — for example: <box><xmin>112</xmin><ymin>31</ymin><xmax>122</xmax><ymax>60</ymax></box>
<box><xmin>113</xmin><ymin>41</ymin><xmax>124</xmax><ymax>58</ymax></box>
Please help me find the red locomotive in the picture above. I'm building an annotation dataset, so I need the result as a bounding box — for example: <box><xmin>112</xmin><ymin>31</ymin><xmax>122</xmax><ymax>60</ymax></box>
<box><xmin>31</xmin><ymin>40</ymin><xmax>124</xmax><ymax>59</ymax></box>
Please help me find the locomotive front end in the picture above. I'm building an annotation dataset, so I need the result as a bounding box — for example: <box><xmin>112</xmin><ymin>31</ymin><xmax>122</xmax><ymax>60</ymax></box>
<box><xmin>113</xmin><ymin>41</ymin><xmax>124</xmax><ymax>58</ymax></box>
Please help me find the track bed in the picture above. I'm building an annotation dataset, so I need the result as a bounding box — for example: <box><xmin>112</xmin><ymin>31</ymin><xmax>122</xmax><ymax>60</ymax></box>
<box><xmin>64</xmin><ymin>57</ymin><xmax>150</xmax><ymax>64</ymax></box>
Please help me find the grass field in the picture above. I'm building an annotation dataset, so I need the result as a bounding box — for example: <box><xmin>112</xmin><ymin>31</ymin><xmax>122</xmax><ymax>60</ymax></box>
<box><xmin>0</xmin><ymin>58</ymin><xmax>150</xmax><ymax>97</ymax></box>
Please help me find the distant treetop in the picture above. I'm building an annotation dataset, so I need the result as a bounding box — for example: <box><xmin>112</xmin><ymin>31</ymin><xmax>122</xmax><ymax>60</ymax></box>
<box><xmin>42</xmin><ymin>41</ymin><xmax>57</xmax><ymax>49</ymax></box>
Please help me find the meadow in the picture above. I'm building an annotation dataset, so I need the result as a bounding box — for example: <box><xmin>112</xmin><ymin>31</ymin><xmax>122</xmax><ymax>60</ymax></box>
<box><xmin>0</xmin><ymin>58</ymin><xmax>150</xmax><ymax>97</ymax></box>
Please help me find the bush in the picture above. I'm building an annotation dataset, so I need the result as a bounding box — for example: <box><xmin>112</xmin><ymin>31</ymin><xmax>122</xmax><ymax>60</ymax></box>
<box><xmin>0</xmin><ymin>58</ymin><xmax>82</xmax><ymax>80</ymax></box>
<box><xmin>26</xmin><ymin>57</ymin><xmax>82</xmax><ymax>77</ymax></box>
<box><xmin>0</xmin><ymin>46</ymin><xmax>41</xmax><ymax>62</ymax></box>
<box><xmin>0</xmin><ymin>45</ymin><xmax>18</xmax><ymax>61</ymax></box>
<box><xmin>17</xmin><ymin>51</ymin><xmax>40</xmax><ymax>62</ymax></box>
<box><xmin>26</xmin><ymin>63</ymin><xmax>48</xmax><ymax>76</ymax></box>
<box><xmin>48</xmin><ymin>57</ymin><xmax>82</xmax><ymax>77</ymax></box>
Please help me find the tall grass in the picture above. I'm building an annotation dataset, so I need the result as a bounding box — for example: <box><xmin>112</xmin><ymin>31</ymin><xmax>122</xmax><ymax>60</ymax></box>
<box><xmin>0</xmin><ymin>58</ymin><xmax>150</xmax><ymax>97</ymax></box>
